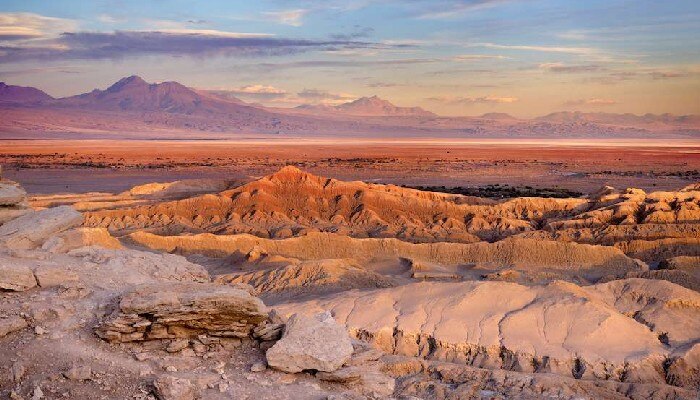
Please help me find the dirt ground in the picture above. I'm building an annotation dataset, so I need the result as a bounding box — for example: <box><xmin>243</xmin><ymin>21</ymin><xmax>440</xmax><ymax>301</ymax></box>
<box><xmin>0</xmin><ymin>138</ymin><xmax>698</xmax><ymax>194</ymax></box>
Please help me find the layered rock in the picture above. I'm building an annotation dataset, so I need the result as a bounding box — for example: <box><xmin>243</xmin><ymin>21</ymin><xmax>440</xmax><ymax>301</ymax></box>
<box><xmin>97</xmin><ymin>282</ymin><xmax>268</xmax><ymax>342</ymax></box>
<box><xmin>215</xmin><ymin>259</ymin><xmax>395</xmax><ymax>299</ymax></box>
<box><xmin>0</xmin><ymin>180</ymin><xmax>30</xmax><ymax>224</ymax></box>
<box><xmin>128</xmin><ymin>231</ymin><xmax>644</xmax><ymax>281</ymax></box>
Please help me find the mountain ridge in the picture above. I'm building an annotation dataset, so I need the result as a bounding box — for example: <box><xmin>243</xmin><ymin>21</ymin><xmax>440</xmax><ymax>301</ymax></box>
<box><xmin>0</xmin><ymin>76</ymin><xmax>698</xmax><ymax>138</ymax></box>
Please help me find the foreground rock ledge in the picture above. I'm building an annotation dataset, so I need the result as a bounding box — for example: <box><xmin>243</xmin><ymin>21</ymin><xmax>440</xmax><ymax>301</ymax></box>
<box><xmin>266</xmin><ymin>311</ymin><xmax>354</xmax><ymax>373</ymax></box>
<box><xmin>97</xmin><ymin>282</ymin><xmax>269</xmax><ymax>343</ymax></box>
<box><xmin>0</xmin><ymin>205</ymin><xmax>83</xmax><ymax>249</ymax></box>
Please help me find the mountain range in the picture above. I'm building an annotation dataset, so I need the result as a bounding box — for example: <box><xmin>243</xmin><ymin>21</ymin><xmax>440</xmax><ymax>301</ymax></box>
<box><xmin>0</xmin><ymin>76</ymin><xmax>698</xmax><ymax>139</ymax></box>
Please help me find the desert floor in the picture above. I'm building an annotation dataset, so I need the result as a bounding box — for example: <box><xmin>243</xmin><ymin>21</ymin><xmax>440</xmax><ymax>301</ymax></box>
<box><xmin>0</xmin><ymin>138</ymin><xmax>698</xmax><ymax>194</ymax></box>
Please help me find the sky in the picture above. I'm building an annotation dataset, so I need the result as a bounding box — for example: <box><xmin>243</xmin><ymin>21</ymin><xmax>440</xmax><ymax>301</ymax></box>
<box><xmin>0</xmin><ymin>0</ymin><xmax>698</xmax><ymax>117</ymax></box>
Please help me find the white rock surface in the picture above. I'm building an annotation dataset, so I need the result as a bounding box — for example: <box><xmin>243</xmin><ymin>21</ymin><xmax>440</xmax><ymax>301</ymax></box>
<box><xmin>0</xmin><ymin>182</ymin><xmax>26</xmax><ymax>206</ymax></box>
<box><xmin>0</xmin><ymin>206</ymin><xmax>83</xmax><ymax>249</ymax></box>
<box><xmin>266</xmin><ymin>311</ymin><xmax>354</xmax><ymax>373</ymax></box>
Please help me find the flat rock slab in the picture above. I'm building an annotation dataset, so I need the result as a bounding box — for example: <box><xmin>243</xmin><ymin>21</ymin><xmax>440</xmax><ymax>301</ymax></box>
<box><xmin>97</xmin><ymin>282</ymin><xmax>268</xmax><ymax>343</ymax></box>
<box><xmin>0</xmin><ymin>183</ymin><xmax>26</xmax><ymax>206</ymax></box>
<box><xmin>0</xmin><ymin>206</ymin><xmax>83</xmax><ymax>249</ymax></box>
<box><xmin>0</xmin><ymin>263</ymin><xmax>37</xmax><ymax>291</ymax></box>
<box><xmin>266</xmin><ymin>311</ymin><xmax>354</xmax><ymax>373</ymax></box>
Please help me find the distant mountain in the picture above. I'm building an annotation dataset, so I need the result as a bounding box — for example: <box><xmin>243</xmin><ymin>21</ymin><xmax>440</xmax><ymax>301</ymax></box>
<box><xmin>480</xmin><ymin>112</ymin><xmax>517</xmax><ymax>120</ymax></box>
<box><xmin>0</xmin><ymin>76</ymin><xmax>697</xmax><ymax>139</ymax></box>
<box><xmin>297</xmin><ymin>95</ymin><xmax>435</xmax><ymax>117</ymax></box>
<box><xmin>538</xmin><ymin>111</ymin><xmax>700</xmax><ymax>126</ymax></box>
<box><xmin>56</xmin><ymin>75</ymin><xmax>261</xmax><ymax>115</ymax></box>
<box><xmin>0</xmin><ymin>82</ymin><xmax>53</xmax><ymax>104</ymax></box>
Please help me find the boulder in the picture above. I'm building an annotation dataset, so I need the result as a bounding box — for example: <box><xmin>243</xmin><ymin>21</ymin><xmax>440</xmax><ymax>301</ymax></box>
<box><xmin>96</xmin><ymin>282</ymin><xmax>268</xmax><ymax>343</ymax></box>
<box><xmin>0</xmin><ymin>206</ymin><xmax>83</xmax><ymax>249</ymax></box>
<box><xmin>266</xmin><ymin>311</ymin><xmax>354</xmax><ymax>373</ymax></box>
<box><xmin>0</xmin><ymin>183</ymin><xmax>26</xmax><ymax>206</ymax></box>
<box><xmin>0</xmin><ymin>316</ymin><xmax>28</xmax><ymax>338</ymax></box>
<box><xmin>153</xmin><ymin>376</ymin><xmax>197</xmax><ymax>400</ymax></box>
<box><xmin>0</xmin><ymin>263</ymin><xmax>36</xmax><ymax>291</ymax></box>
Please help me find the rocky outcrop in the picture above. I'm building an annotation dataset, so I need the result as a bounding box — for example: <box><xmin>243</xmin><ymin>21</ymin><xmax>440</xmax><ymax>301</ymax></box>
<box><xmin>0</xmin><ymin>181</ymin><xmax>30</xmax><ymax>225</ymax></box>
<box><xmin>0</xmin><ymin>182</ymin><xmax>26</xmax><ymax>206</ymax></box>
<box><xmin>127</xmin><ymin>232</ymin><xmax>644</xmax><ymax>281</ymax></box>
<box><xmin>0</xmin><ymin>206</ymin><xmax>83</xmax><ymax>249</ymax></box>
<box><xmin>0</xmin><ymin>260</ymin><xmax>36</xmax><ymax>291</ymax></box>
<box><xmin>274</xmin><ymin>279</ymin><xmax>700</xmax><ymax>388</ymax></box>
<box><xmin>0</xmin><ymin>316</ymin><xmax>28</xmax><ymax>338</ymax></box>
<box><xmin>41</xmin><ymin>227</ymin><xmax>122</xmax><ymax>253</ymax></box>
<box><xmin>97</xmin><ymin>282</ymin><xmax>268</xmax><ymax>343</ymax></box>
<box><xmin>266</xmin><ymin>311</ymin><xmax>354</xmax><ymax>373</ymax></box>
<box><xmin>216</xmin><ymin>259</ymin><xmax>395</xmax><ymax>299</ymax></box>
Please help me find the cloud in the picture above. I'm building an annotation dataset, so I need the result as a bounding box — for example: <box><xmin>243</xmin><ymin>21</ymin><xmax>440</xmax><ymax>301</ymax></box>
<box><xmin>416</xmin><ymin>0</ymin><xmax>516</xmax><ymax>19</ymax></box>
<box><xmin>330</xmin><ymin>26</ymin><xmax>375</xmax><ymax>41</ymax></box>
<box><xmin>0</xmin><ymin>29</ymin><xmax>387</xmax><ymax>62</ymax></box>
<box><xmin>538</xmin><ymin>62</ymin><xmax>603</xmax><ymax>73</ymax></box>
<box><xmin>262</xmin><ymin>9</ymin><xmax>309</xmax><ymax>26</ymax></box>
<box><xmin>228</xmin><ymin>84</ymin><xmax>287</xmax><ymax>95</ymax></box>
<box><xmin>453</xmin><ymin>54</ymin><xmax>508</xmax><ymax>61</ymax></box>
<box><xmin>649</xmin><ymin>70</ymin><xmax>689</xmax><ymax>80</ymax></box>
<box><xmin>97</xmin><ymin>14</ymin><xmax>125</xmax><ymax>24</ymax></box>
<box><xmin>473</xmin><ymin>42</ymin><xmax>598</xmax><ymax>55</ymax></box>
<box><xmin>565</xmin><ymin>98</ymin><xmax>617</xmax><ymax>106</ymax></box>
<box><xmin>366</xmin><ymin>82</ymin><xmax>405</xmax><ymax>88</ymax></box>
<box><xmin>206</xmin><ymin>84</ymin><xmax>289</xmax><ymax>101</ymax></box>
<box><xmin>428</xmin><ymin>95</ymin><xmax>518</xmax><ymax>104</ymax></box>
<box><xmin>0</xmin><ymin>12</ymin><xmax>77</xmax><ymax>41</ymax></box>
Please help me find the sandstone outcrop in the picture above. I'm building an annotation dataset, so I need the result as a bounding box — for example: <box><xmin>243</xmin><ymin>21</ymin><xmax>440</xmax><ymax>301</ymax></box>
<box><xmin>0</xmin><ymin>205</ymin><xmax>83</xmax><ymax>249</ymax></box>
<box><xmin>0</xmin><ymin>182</ymin><xmax>26</xmax><ymax>206</ymax></box>
<box><xmin>41</xmin><ymin>227</ymin><xmax>122</xmax><ymax>253</ymax></box>
<box><xmin>274</xmin><ymin>279</ymin><xmax>700</xmax><ymax>388</ymax></box>
<box><xmin>97</xmin><ymin>282</ymin><xmax>268</xmax><ymax>342</ymax></box>
<box><xmin>0</xmin><ymin>261</ymin><xmax>36</xmax><ymax>291</ymax></box>
<box><xmin>266</xmin><ymin>311</ymin><xmax>354</xmax><ymax>373</ymax></box>
<box><xmin>216</xmin><ymin>259</ymin><xmax>395</xmax><ymax>300</ymax></box>
<box><xmin>79</xmin><ymin>169</ymin><xmax>700</xmax><ymax>266</ymax></box>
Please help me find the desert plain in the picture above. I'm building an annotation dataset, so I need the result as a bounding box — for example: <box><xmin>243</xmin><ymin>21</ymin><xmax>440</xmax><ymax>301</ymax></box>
<box><xmin>1</xmin><ymin>136</ymin><xmax>700</xmax><ymax>400</ymax></box>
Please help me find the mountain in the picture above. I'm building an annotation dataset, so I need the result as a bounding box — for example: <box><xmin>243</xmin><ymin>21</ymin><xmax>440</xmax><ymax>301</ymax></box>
<box><xmin>480</xmin><ymin>112</ymin><xmax>517</xmax><ymax>120</ymax></box>
<box><xmin>336</xmin><ymin>96</ymin><xmax>435</xmax><ymax>117</ymax></box>
<box><xmin>0</xmin><ymin>76</ymin><xmax>697</xmax><ymax>139</ymax></box>
<box><xmin>56</xmin><ymin>75</ymin><xmax>259</xmax><ymax>115</ymax></box>
<box><xmin>0</xmin><ymin>82</ymin><xmax>53</xmax><ymax>104</ymax></box>
<box><xmin>538</xmin><ymin>111</ymin><xmax>700</xmax><ymax>126</ymax></box>
<box><xmin>296</xmin><ymin>96</ymin><xmax>435</xmax><ymax>117</ymax></box>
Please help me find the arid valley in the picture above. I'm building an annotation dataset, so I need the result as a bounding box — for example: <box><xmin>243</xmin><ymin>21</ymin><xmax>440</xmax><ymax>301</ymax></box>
<box><xmin>2</xmin><ymin>138</ymin><xmax>700</xmax><ymax>399</ymax></box>
<box><xmin>2</xmin><ymin>1</ymin><xmax>700</xmax><ymax>399</ymax></box>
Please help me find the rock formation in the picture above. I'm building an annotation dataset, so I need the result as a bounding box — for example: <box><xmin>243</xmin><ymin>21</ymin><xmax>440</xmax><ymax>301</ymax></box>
<box><xmin>266</xmin><ymin>312</ymin><xmax>355</xmax><ymax>373</ymax></box>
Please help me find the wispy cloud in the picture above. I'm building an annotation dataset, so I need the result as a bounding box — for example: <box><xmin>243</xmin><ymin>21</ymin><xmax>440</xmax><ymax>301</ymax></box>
<box><xmin>565</xmin><ymin>98</ymin><xmax>617</xmax><ymax>106</ymax></box>
<box><xmin>417</xmin><ymin>0</ymin><xmax>516</xmax><ymax>19</ymax></box>
<box><xmin>453</xmin><ymin>54</ymin><xmax>509</xmax><ymax>61</ymax></box>
<box><xmin>538</xmin><ymin>62</ymin><xmax>603</xmax><ymax>73</ymax></box>
<box><xmin>262</xmin><ymin>9</ymin><xmax>309</xmax><ymax>27</ymax></box>
<box><xmin>0</xmin><ymin>12</ymin><xmax>77</xmax><ymax>41</ymax></box>
<box><xmin>0</xmin><ymin>29</ymin><xmax>389</xmax><ymax>62</ymax></box>
<box><xmin>428</xmin><ymin>95</ymin><xmax>518</xmax><ymax>104</ymax></box>
<box><xmin>473</xmin><ymin>42</ymin><xmax>599</xmax><ymax>55</ymax></box>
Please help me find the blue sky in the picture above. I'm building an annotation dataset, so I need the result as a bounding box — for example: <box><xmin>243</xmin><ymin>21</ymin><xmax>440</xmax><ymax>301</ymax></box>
<box><xmin>0</xmin><ymin>0</ymin><xmax>698</xmax><ymax>116</ymax></box>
